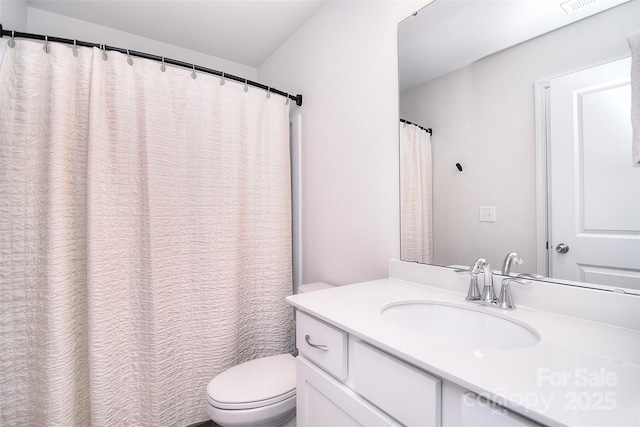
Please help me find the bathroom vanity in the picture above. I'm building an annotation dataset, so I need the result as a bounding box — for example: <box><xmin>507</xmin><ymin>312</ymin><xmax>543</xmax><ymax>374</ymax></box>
<box><xmin>286</xmin><ymin>260</ymin><xmax>640</xmax><ymax>427</ymax></box>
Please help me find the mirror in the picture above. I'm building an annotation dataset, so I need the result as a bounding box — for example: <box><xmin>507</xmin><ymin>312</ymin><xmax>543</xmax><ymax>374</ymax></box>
<box><xmin>398</xmin><ymin>0</ymin><xmax>640</xmax><ymax>293</ymax></box>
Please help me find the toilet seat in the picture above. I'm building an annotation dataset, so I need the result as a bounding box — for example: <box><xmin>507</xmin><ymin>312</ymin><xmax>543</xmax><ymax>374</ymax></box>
<box><xmin>207</xmin><ymin>354</ymin><xmax>296</xmax><ymax>410</ymax></box>
<box><xmin>208</xmin><ymin>389</ymin><xmax>296</xmax><ymax>410</ymax></box>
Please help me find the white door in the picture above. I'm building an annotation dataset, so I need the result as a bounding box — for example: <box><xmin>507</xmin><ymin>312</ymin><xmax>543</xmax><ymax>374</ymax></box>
<box><xmin>549</xmin><ymin>57</ymin><xmax>640</xmax><ymax>292</ymax></box>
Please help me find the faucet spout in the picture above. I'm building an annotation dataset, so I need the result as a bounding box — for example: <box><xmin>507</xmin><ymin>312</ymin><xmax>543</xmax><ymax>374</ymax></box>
<box><xmin>501</xmin><ymin>252</ymin><xmax>523</xmax><ymax>276</ymax></box>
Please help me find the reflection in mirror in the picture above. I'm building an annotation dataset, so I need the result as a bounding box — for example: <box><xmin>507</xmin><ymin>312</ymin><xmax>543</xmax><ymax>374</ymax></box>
<box><xmin>400</xmin><ymin>120</ymin><xmax>433</xmax><ymax>264</ymax></box>
<box><xmin>398</xmin><ymin>0</ymin><xmax>640</xmax><ymax>293</ymax></box>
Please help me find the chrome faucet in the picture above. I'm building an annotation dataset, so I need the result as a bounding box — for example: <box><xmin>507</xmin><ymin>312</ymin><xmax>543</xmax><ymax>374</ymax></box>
<box><xmin>456</xmin><ymin>256</ymin><xmax>540</xmax><ymax>309</ymax></box>
<box><xmin>461</xmin><ymin>258</ymin><xmax>495</xmax><ymax>304</ymax></box>
<box><xmin>501</xmin><ymin>252</ymin><xmax>544</xmax><ymax>280</ymax></box>
<box><xmin>497</xmin><ymin>252</ymin><xmax>543</xmax><ymax>309</ymax></box>
<box><xmin>501</xmin><ymin>252</ymin><xmax>523</xmax><ymax>276</ymax></box>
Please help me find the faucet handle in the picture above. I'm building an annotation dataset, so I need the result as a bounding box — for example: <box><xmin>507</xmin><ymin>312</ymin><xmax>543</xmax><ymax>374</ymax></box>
<box><xmin>453</xmin><ymin>267</ymin><xmax>482</xmax><ymax>300</ymax></box>
<box><xmin>465</xmin><ymin>275</ymin><xmax>481</xmax><ymax>301</ymax></box>
<box><xmin>497</xmin><ymin>278</ymin><xmax>530</xmax><ymax>310</ymax></box>
<box><xmin>517</xmin><ymin>273</ymin><xmax>545</xmax><ymax>280</ymax></box>
<box><xmin>508</xmin><ymin>278</ymin><xmax>531</xmax><ymax>285</ymax></box>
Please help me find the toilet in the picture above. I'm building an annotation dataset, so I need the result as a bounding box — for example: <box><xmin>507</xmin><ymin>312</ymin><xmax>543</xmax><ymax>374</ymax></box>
<box><xmin>206</xmin><ymin>282</ymin><xmax>334</xmax><ymax>427</ymax></box>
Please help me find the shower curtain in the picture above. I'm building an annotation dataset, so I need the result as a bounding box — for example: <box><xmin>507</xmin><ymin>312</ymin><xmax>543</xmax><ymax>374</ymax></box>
<box><xmin>0</xmin><ymin>39</ymin><xmax>294</xmax><ymax>426</ymax></box>
<box><xmin>400</xmin><ymin>122</ymin><xmax>433</xmax><ymax>264</ymax></box>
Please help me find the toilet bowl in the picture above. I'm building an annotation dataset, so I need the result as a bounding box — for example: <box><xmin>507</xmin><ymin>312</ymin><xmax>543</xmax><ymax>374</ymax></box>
<box><xmin>206</xmin><ymin>282</ymin><xmax>334</xmax><ymax>427</ymax></box>
<box><xmin>206</xmin><ymin>354</ymin><xmax>297</xmax><ymax>427</ymax></box>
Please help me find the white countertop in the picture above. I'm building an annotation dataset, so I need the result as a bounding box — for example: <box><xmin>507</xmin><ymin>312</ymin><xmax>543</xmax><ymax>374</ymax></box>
<box><xmin>286</xmin><ymin>278</ymin><xmax>640</xmax><ymax>427</ymax></box>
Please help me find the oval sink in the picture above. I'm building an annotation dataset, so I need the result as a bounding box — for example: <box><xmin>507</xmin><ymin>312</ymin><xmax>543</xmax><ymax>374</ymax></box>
<box><xmin>381</xmin><ymin>301</ymin><xmax>540</xmax><ymax>350</ymax></box>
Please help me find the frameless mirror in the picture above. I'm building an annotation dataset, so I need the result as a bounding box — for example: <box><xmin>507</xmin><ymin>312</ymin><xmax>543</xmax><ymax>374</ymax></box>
<box><xmin>398</xmin><ymin>0</ymin><xmax>640</xmax><ymax>293</ymax></box>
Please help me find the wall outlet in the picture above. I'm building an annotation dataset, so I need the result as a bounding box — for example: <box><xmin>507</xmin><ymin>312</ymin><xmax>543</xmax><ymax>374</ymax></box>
<box><xmin>479</xmin><ymin>206</ymin><xmax>496</xmax><ymax>222</ymax></box>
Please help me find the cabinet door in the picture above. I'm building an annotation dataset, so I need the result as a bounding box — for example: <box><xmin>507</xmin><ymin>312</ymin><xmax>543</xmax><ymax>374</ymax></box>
<box><xmin>297</xmin><ymin>356</ymin><xmax>400</xmax><ymax>427</ymax></box>
<box><xmin>352</xmin><ymin>340</ymin><xmax>441</xmax><ymax>426</ymax></box>
<box><xmin>460</xmin><ymin>392</ymin><xmax>543</xmax><ymax>427</ymax></box>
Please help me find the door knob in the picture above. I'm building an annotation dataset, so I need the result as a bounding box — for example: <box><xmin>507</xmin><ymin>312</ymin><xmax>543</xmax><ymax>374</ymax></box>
<box><xmin>555</xmin><ymin>243</ymin><xmax>569</xmax><ymax>253</ymax></box>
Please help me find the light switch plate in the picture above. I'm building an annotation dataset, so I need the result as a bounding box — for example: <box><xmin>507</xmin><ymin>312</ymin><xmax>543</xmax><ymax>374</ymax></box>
<box><xmin>479</xmin><ymin>206</ymin><xmax>496</xmax><ymax>222</ymax></box>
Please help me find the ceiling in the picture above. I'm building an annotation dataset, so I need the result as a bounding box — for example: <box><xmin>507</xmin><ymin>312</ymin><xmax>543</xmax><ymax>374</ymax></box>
<box><xmin>398</xmin><ymin>0</ymin><xmax>632</xmax><ymax>91</ymax></box>
<box><xmin>25</xmin><ymin>0</ymin><xmax>328</xmax><ymax>67</ymax></box>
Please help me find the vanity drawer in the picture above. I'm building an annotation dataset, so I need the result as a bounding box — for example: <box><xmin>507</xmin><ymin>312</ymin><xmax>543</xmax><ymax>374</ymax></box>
<box><xmin>352</xmin><ymin>340</ymin><xmax>441</xmax><ymax>427</ymax></box>
<box><xmin>296</xmin><ymin>311</ymin><xmax>348</xmax><ymax>380</ymax></box>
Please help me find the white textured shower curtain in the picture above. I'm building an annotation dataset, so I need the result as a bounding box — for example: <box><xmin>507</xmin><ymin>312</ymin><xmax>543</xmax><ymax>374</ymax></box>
<box><xmin>0</xmin><ymin>39</ymin><xmax>293</xmax><ymax>426</ymax></box>
<box><xmin>400</xmin><ymin>122</ymin><xmax>433</xmax><ymax>264</ymax></box>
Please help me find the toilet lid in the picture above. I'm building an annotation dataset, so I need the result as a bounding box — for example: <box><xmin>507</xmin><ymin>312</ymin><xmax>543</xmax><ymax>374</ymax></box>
<box><xmin>207</xmin><ymin>354</ymin><xmax>296</xmax><ymax>410</ymax></box>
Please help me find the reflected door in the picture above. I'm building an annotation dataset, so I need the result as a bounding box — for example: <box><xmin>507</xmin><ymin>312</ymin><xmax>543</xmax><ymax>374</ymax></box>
<box><xmin>549</xmin><ymin>57</ymin><xmax>640</xmax><ymax>291</ymax></box>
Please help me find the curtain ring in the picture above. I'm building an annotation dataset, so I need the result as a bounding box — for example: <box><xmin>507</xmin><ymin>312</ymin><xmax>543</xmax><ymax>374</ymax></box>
<box><xmin>285</xmin><ymin>93</ymin><xmax>290</xmax><ymax>105</ymax></box>
<box><xmin>160</xmin><ymin>57</ymin><xmax>166</xmax><ymax>72</ymax></box>
<box><xmin>8</xmin><ymin>30</ymin><xmax>15</xmax><ymax>48</ymax></box>
<box><xmin>219</xmin><ymin>72</ymin><xmax>225</xmax><ymax>86</ymax></box>
<box><xmin>72</xmin><ymin>39</ymin><xmax>78</xmax><ymax>57</ymax></box>
<box><xmin>243</xmin><ymin>79</ymin><xmax>249</xmax><ymax>93</ymax></box>
<box><xmin>126</xmin><ymin>49</ymin><xmax>133</xmax><ymax>66</ymax></box>
<box><xmin>101</xmin><ymin>44</ymin><xmax>107</xmax><ymax>61</ymax></box>
<box><xmin>266</xmin><ymin>86</ymin><xmax>271</xmax><ymax>99</ymax></box>
<box><xmin>191</xmin><ymin>64</ymin><xmax>197</xmax><ymax>80</ymax></box>
<box><xmin>43</xmin><ymin>35</ymin><xmax>50</xmax><ymax>54</ymax></box>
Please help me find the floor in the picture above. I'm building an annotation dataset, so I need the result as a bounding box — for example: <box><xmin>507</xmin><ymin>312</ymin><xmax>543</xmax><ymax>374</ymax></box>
<box><xmin>187</xmin><ymin>421</ymin><xmax>216</xmax><ymax>427</ymax></box>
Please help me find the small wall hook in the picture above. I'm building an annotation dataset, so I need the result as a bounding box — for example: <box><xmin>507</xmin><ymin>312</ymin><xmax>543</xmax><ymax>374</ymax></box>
<box><xmin>456</xmin><ymin>163</ymin><xmax>463</xmax><ymax>172</ymax></box>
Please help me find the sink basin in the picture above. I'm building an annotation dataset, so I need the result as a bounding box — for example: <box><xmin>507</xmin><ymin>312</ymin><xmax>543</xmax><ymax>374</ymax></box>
<box><xmin>381</xmin><ymin>301</ymin><xmax>540</xmax><ymax>349</ymax></box>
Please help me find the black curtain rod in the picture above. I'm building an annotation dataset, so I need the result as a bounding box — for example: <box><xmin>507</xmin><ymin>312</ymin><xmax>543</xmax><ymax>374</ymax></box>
<box><xmin>0</xmin><ymin>24</ymin><xmax>303</xmax><ymax>107</ymax></box>
<box><xmin>400</xmin><ymin>118</ymin><xmax>432</xmax><ymax>134</ymax></box>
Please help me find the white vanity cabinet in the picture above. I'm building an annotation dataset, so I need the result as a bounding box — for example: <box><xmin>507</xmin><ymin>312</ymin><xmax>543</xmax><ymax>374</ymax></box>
<box><xmin>296</xmin><ymin>311</ymin><xmax>440</xmax><ymax>426</ymax></box>
<box><xmin>288</xmin><ymin>268</ymin><xmax>640</xmax><ymax>427</ymax></box>
<box><xmin>295</xmin><ymin>310</ymin><xmax>543</xmax><ymax>427</ymax></box>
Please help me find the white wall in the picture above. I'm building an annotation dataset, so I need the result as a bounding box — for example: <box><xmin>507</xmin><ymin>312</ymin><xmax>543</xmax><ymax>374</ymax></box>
<box><xmin>0</xmin><ymin>0</ymin><xmax>28</xmax><ymax>31</ymax></box>
<box><xmin>23</xmin><ymin>6</ymin><xmax>256</xmax><ymax>80</ymax></box>
<box><xmin>400</xmin><ymin>1</ymin><xmax>638</xmax><ymax>271</ymax></box>
<box><xmin>259</xmin><ymin>1</ymin><xmax>428</xmax><ymax>286</ymax></box>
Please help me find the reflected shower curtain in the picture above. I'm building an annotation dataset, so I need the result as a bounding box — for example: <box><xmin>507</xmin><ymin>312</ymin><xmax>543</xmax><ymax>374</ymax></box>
<box><xmin>400</xmin><ymin>122</ymin><xmax>433</xmax><ymax>264</ymax></box>
<box><xmin>0</xmin><ymin>39</ymin><xmax>293</xmax><ymax>426</ymax></box>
